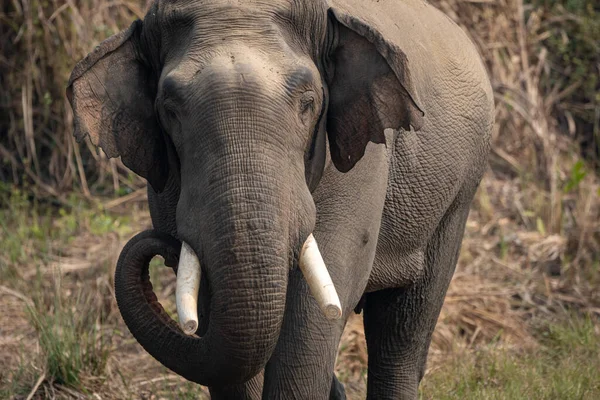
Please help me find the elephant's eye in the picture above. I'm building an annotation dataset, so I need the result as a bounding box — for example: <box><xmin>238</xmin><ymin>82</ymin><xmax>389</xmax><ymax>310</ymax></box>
<box><xmin>299</xmin><ymin>91</ymin><xmax>317</xmax><ymax>127</ymax></box>
<box><xmin>157</xmin><ymin>101</ymin><xmax>181</xmax><ymax>135</ymax></box>
<box><xmin>164</xmin><ymin>106</ymin><xmax>178</xmax><ymax>122</ymax></box>
<box><xmin>300</xmin><ymin>91</ymin><xmax>316</xmax><ymax>114</ymax></box>
<box><xmin>158</xmin><ymin>106</ymin><xmax>173</xmax><ymax>126</ymax></box>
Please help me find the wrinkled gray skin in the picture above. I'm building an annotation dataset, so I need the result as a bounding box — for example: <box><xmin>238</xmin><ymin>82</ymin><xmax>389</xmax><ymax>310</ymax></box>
<box><xmin>67</xmin><ymin>0</ymin><xmax>493</xmax><ymax>398</ymax></box>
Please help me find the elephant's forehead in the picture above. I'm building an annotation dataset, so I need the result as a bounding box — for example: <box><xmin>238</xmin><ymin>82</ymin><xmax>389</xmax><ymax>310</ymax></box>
<box><xmin>154</xmin><ymin>0</ymin><xmax>327</xmax><ymax>43</ymax></box>
<box><xmin>158</xmin><ymin>0</ymin><xmax>311</xmax><ymax>22</ymax></box>
<box><xmin>163</xmin><ymin>44</ymin><xmax>319</xmax><ymax>96</ymax></box>
<box><xmin>150</xmin><ymin>0</ymin><xmax>327</xmax><ymax>88</ymax></box>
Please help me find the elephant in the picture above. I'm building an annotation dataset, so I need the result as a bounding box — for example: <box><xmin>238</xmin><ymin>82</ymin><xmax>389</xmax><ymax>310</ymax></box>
<box><xmin>66</xmin><ymin>0</ymin><xmax>493</xmax><ymax>398</ymax></box>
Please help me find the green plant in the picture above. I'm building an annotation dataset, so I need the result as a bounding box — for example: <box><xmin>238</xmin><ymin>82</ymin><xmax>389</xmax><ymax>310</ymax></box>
<box><xmin>27</xmin><ymin>276</ymin><xmax>111</xmax><ymax>390</ymax></box>
<box><xmin>0</xmin><ymin>186</ymin><xmax>133</xmax><ymax>284</ymax></box>
<box><xmin>564</xmin><ymin>160</ymin><xmax>587</xmax><ymax>193</ymax></box>
<box><xmin>0</xmin><ymin>350</ymin><xmax>36</xmax><ymax>399</ymax></box>
<box><xmin>420</xmin><ymin>316</ymin><xmax>600</xmax><ymax>399</ymax></box>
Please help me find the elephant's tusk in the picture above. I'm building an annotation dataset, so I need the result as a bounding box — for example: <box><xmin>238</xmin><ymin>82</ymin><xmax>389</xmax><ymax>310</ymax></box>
<box><xmin>299</xmin><ymin>234</ymin><xmax>342</xmax><ymax>320</ymax></box>
<box><xmin>176</xmin><ymin>241</ymin><xmax>201</xmax><ymax>335</ymax></box>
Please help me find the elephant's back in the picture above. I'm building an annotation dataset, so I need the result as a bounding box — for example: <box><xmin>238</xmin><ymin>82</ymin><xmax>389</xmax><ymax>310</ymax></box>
<box><xmin>330</xmin><ymin>0</ymin><xmax>493</xmax><ymax>107</ymax></box>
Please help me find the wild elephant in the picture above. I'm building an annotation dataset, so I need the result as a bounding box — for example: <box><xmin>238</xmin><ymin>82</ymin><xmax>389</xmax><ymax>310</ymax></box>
<box><xmin>67</xmin><ymin>0</ymin><xmax>493</xmax><ymax>398</ymax></box>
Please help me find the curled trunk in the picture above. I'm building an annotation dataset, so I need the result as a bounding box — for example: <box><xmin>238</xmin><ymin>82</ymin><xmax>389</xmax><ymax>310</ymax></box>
<box><xmin>114</xmin><ymin>229</ymin><xmax>287</xmax><ymax>386</ymax></box>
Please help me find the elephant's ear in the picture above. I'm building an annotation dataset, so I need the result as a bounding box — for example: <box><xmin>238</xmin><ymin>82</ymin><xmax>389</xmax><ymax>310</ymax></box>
<box><xmin>66</xmin><ymin>20</ymin><xmax>168</xmax><ymax>192</ymax></box>
<box><xmin>325</xmin><ymin>9</ymin><xmax>425</xmax><ymax>172</ymax></box>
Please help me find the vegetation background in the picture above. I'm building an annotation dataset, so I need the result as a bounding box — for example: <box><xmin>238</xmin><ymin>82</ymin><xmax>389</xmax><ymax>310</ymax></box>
<box><xmin>1</xmin><ymin>0</ymin><xmax>599</xmax><ymax>398</ymax></box>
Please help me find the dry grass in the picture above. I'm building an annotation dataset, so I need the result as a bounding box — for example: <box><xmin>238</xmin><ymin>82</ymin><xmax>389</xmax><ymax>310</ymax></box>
<box><xmin>0</xmin><ymin>194</ymin><xmax>210</xmax><ymax>399</ymax></box>
<box><xmin>1</xmin><ymin>189</ymin><xmax>597</xmax><ymax>398</ymax></box>
<box><xmin>446</xmin><ymin>0</ymin><xmax>598</xmax><ymax>307</ymax></box>
<box><xmin>0</xmin><ymin>0</ymin><xmax>151</xmax><ymax>200</ymax></box>
<box><xmin>1</xmin><ymin>0</ymin><xmax>599</xmax><ymax>398</ymax></box>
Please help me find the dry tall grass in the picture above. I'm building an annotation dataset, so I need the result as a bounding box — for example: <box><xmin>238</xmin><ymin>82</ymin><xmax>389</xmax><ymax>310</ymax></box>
<box><xmin>0</xmin><ymin>0</ymin><xmax>152</xmax><ymax>201</ymax></box>
<box><xmin>430</xmin><ymin>0</ymin><xmax>600</xmax><ymax>348</ymax></box>
<box><xmin>1</xmin><ymin>0</ymin><xmax>598</xmax><ymax>199</ymax></box>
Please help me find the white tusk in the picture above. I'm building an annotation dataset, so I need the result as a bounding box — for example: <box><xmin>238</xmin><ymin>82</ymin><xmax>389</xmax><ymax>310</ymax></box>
<box><xmin>176</xmin><ymin>241</ymin><xmax>201</xmax><ymax>335</ymax></box>
<box><xmin>299</xmin><ymin>234</ymin><xmax>342</xmax><ymax>320</ymax></box>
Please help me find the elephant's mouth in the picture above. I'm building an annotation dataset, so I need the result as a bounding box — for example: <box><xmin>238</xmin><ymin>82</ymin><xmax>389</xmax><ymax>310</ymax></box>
<box><xmin>171</xmin><ymin>233</ymin><xmax>342</xmax><ymax>336</ymax></box>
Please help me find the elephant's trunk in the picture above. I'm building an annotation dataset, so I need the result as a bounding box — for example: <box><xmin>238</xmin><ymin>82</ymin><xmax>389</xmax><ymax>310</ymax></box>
<box><xmin>115</xmin><ymin>68</ymin><xmax>313</xmax><ymax>385</ymax></box>
<box><xmin>115</xmin><ymin>222</ymin><xmax>289</xmax><ymax>386</ymax></box>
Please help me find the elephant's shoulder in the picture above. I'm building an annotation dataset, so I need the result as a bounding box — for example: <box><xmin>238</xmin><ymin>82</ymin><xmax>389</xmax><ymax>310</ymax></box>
<box><xmin>329</xmin><ymin>0</ymin><xmax>483</xmax><ymax>73</ymax></box>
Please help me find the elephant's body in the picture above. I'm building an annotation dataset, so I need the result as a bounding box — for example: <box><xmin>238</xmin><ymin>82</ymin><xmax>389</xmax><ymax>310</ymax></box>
<box><xmin>69</xmin><ymin>0</ymin><xmax>493</xmax><ymax>398</ymax></box>
<box><xmin>302</xmin><ymin>3</ymin><xmax>493</xmax><ymax>398</ymax></box>
<box><xmin>327</xmin><ymin>0</ymin><xmax>493</xmax><ymax>291</ymax></box>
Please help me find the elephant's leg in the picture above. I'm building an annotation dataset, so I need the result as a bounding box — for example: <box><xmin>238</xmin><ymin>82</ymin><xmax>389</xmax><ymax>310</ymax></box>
<box><xmin>330</xmin><ymin>374</ymin><xmax>347</xmax><ymax>400</ymax></box>
<box><xmin>364</xmin><ymin>200</ymin><xmax>471</xmax><ymax>400</ymax></box>
<box><xmin>208</xmin><ymin>371</ymin><xmax>264</xmax><ymax>400</ymax></box>
<box><xmin>262</xmin><ymin>268</ymin><xmax>347</xmax><ymax>399</ymax></box>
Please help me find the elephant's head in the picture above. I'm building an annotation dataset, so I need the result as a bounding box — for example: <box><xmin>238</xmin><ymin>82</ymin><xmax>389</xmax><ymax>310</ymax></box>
<box><xmin>67</xmin><ymin>0</ymin><xmax>423</xmax><ymax>387</ymax></box>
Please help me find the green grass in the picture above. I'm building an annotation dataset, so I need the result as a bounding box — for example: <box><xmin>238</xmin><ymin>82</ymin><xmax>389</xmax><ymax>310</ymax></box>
<box><xmin>0</xmin><ymin>351</ymin><xmax>35</xmax><ymax>399</ymax></box>
<box><xmin>0</xmin><ymin>277</ymin><xmax>114</xmax><ymax>398</ymax></box>
<box><xmin>27</xmin><ymin>279</ymin><xmax>111</xmax><ymax>390</ymax></box>
<box><xmin>0</xmin><ymin>187</ymin><xmax>132</xmax><ymax>283</ymax></box>
<box><xmin>420</xmin><ymin>317</ymin><xmax>600</xmax><ymax>400</ymax></box>
<box><xmin>0</xmin><ymin>187</ymin><xmax>129</xmax><ymax>397</ymax></box>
